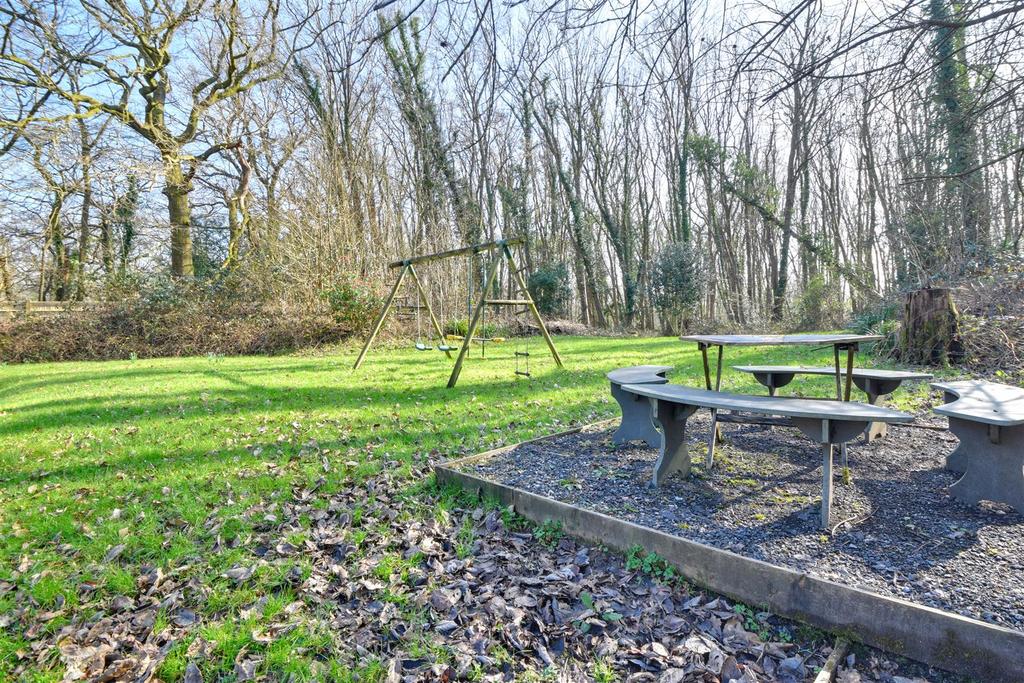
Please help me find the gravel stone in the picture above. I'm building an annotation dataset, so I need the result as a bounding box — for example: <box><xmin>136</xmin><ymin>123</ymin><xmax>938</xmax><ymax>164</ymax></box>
<box><xmin>459</xmin><ymin>413</ymin><xmax>1024</xmax><ymax>631</ymax></box>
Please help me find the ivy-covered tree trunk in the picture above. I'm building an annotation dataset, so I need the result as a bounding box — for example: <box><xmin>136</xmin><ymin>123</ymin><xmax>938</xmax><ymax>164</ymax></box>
<box><xmin>164</xmin><ymin>160</ymin><xmax>194</xmax><ymax>277</ymax></box>
<box><xmin>380</xmin><ymin>15</ymin><xmax>481</xmax><ymax>246</ymax></box>
<box><xmin>42</xmin><ymin>190</ymin><xmax>69</xmax><ymax>300</ymax></box>
<box><xmin>76</xmin><ymin>122</ymin><xmax>93</xmax><ymax>299</ymax></box>
<box><xmin>99</xmin><ymin>214</ymin><xmax>114</xmax><ymax>275</ymax></box>
<box><xmin>931</xmin><ymin>0</ymin><xmax>985</xmax><ymax>261</ymax></box>
<box><xmin>0</xmin><ymin>241</ymin><xmax>14</xmax><ymax>301</ymax></box>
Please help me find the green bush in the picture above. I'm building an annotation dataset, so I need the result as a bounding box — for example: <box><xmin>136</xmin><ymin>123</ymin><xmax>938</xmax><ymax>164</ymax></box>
<box><xmin>527</xmin><ymin>262</ymin><xmax>571</xmax><ymax>316</ymax></box>
<box><xmin>321</xmin><ymin>278</ymin><xmax>382</xmax><ymax>334</ymax></box>
<box><xmin>786</xmin><ymin>274</ymin><xmax>845</xmax><ymax>332</ymax></box>
<box><xmin>442</xmin><ymin>318</ymin><xmax>507</xmax><ymax>339</ymax></box>
<box><xmin>650</xmin><ymin>242</ymin><xmax>703</xmax><ymax>334</ymax></box>
<box><xmin>851</xmin><ymin>300</ymin><xmax>901</xmax><ymax>358</ymax></box>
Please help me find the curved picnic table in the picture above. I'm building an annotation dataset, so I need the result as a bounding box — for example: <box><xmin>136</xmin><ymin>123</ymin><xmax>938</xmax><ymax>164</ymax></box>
<box><xmin>933</xmin><ymin>380</ymin><xmax>1024</xmax><ymax>511</ymax></box>
<box><xmin>621</xmin><ymin>383</ymin><xmax>912</xmax><ymax>527</ymax></box>
<box><xmin>679</xmin><ymin>333</ymin><xmax>883</xmax><ymax>465</ymax></box>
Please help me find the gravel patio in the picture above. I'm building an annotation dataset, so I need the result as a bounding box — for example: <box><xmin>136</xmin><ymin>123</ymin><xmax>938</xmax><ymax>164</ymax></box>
<box><xmin>456</xmin><ymin>413</ymin><xmax>1024</xmax><ymax>632</ymax></box>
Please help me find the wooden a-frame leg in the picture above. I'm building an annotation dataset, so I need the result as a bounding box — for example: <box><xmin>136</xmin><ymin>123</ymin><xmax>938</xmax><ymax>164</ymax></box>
<box><xmin>353</xmin><ymin>265</ymin><xmax>408</xmax><ymax>370</ymax></box>
<box><xmin>447</xmin><ymin>252</ymin><xmax>501</xmax><ymax>389</ymax></box>
<box><xmin>504</xmin><ymin>245</ymin><xmax>563</xmax><ymax>368</ymax></box>
<box><xmin>651</xmin><ymin>399</ymin><xmax>697</xmax><ymax>486</ymax></box>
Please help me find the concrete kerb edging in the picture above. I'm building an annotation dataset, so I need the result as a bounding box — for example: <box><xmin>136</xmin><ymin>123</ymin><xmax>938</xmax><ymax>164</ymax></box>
<box><xmin>434</xmin><ymin>422</ymin><xmax>1024</xmax><ymax>683</ymax></box>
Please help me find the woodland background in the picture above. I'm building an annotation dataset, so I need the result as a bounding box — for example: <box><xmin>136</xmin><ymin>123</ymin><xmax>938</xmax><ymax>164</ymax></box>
<box><xmin>1</xmin><ymin>0</ymin><xmax>1022</xmax><ymax>360</ymax></box>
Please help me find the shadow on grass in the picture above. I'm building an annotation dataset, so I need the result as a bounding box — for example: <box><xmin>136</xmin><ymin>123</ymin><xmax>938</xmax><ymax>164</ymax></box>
<box><xmin>0</xmin><ymin>337</ymin><xmax>889</xmax><ymax>495</ymax></box>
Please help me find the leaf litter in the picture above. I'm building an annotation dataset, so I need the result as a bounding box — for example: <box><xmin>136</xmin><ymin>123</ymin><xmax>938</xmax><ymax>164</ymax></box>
<box><xmin>6</xmin><ymin>456</ymin><xmax>965</xmax><ymax>681</ymax></box>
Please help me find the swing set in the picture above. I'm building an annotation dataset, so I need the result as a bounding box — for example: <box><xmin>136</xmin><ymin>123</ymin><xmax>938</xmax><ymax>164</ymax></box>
<box><xmin>352</xmin><ymin>238</ymin><xmax>564</xmax><ymax>388</ymax></box>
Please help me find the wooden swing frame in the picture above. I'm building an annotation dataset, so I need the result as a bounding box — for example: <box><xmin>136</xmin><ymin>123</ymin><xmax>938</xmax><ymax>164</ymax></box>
<box><xmin>352</xmin><ymin>238</ymin><xmax>564</xmax><ymax>388</ymax></box>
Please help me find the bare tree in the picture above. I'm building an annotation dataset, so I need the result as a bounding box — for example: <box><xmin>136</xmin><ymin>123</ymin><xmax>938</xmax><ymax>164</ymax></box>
<box><xmin>0</xmin><ymin>0</ymin><xmax>298</xmax><ymax>275</ymax></box>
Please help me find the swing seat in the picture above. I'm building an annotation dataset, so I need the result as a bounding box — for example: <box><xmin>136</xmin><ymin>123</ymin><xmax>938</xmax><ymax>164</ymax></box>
<box><xmin>437</xmin><ymin>344</ymin><xmax>457</xmax><ymax>352</ymax></box>
<box><xmin>415</xmin><ymin>343</ymin><xmax>433</xmax><ymax>351</ymax></box>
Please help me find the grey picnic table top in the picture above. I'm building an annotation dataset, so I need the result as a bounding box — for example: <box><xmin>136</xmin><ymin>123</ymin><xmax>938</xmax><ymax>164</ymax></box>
<box><xmin>734</xmin><ymin>365</ymin><xmax>933</xmax><ymax>381</ymax></box>
<box><xmin>932</xmin><ymin>380</ymin><xmax>1024</xmax><ymax>427</ymax></box>
<box><xmin>620</xmin><ymin>384</ymin><xmax>913</xmax><ymax>423</ymax></box>
<box><xmin>680</xmin><ymin>333</ymin><xmax>883</xmax><ymax>346</ymax></box>
<box><xmin>607</xmin><ymin>365</ymin><xmax>672</xmax><ymax>384</ymax></box>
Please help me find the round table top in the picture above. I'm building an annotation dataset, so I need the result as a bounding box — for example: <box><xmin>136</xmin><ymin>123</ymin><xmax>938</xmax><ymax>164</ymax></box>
<box><xmin>679</xmin><ymin>333</ymin><xmax>883</xmax><ymax>347</ymax></box>
<box><xmin>607</xmin><ymin>365</ymin><xmax>672</xmax><ymax>384</ymax></box>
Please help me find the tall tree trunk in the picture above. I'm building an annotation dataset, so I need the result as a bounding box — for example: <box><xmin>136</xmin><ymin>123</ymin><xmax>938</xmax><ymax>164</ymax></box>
<box><xmin>76</xmin><ymin>117</ymin><xmax>94</xmax><ymax>299</ymax></box>
<box><xmin>0</xmin><ymin>241</ymin><xmax>13</xmax><ymax>301</ymax></box>
<box><xmin>931</xmin><ymin>0</ymin><xmax>985</xmax><ymax>262</ymax></box>
<box><xmin>773</xmin><ymin>82</ymin><xmax>803</xmax><ymax>322</ymax></box>
<box><xmin>223</xmin><ymin>147</ymin><xmax>252</xmax><ymax>270</ymax></box>
<box><xmin>164</xmin><ymin>159</ymin><xmax>194</xmax><ymax>277</ymax></box>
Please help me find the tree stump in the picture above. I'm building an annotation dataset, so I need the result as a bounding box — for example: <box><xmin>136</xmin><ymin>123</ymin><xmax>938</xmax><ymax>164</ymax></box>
<box><xmin>900</xmin><ymin>287</ymin><xmax>963</xmax><ymax>365</ymax></box>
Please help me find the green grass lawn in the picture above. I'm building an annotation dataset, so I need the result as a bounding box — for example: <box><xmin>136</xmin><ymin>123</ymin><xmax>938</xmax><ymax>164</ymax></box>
<box><xmin>0</xmin><ymin>336</ymin><xmax>941</xmax><ymax>680</ymax></box>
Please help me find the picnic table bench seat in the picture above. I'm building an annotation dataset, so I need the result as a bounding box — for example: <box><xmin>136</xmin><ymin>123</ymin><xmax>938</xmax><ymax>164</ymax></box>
<box><xmin>932</xmin><ymin>380</ymin><xmax>1024</xmax><ymax>512</ymax></box>
<box><xmin>733</xmin><ymin>365</ymin><xmax>933</xmax><ymax>398</ymax></box>
<box><xmin>734</xmin><ymin>365</ymin><xmax>933</xmax><ymax>441</ymax></box>
<box><xmin>607</xmin><ymin>365</ymin><xmax>672</xmax><ymax>447</ymax></box>
<box><xmin>620</xmin><ymin>384</ymin><xmax>912</xmax><ymax>528</ymax></box>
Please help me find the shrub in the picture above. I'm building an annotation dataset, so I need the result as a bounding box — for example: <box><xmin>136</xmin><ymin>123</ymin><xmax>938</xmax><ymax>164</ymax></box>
<box><xmin>850</xmin><ymin>300</ymin><xmax>901</xmax><ymax>358</ymax></box>
<box><xmin>785</xmin><ymin>274</ymin><xmax>846</xmax><ymax>332</ymax></box>
<box><xmin>650</xmin><ymin>242</ymin><xmax>703</xmax><ymax>334</ymax></box>
<box><xmin>527</xmin><ymin>262</ymin><xmax>571</xmax><ymax>316</ymax></box>
<box><xmin>321</xmin><ymin>278</ymin><xmax>382</xmax><ymax>334</ymax></box>
<box><xmin>442</xmin><ymin>318</ymin><xmax>507</xmax><ymax>339</ymax></box>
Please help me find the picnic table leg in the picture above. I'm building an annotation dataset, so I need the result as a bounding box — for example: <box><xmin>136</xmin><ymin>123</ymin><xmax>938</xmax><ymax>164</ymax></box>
<box><xmin>610</xmin><ymin>383</ymin><xmax>661</xmax><ymax>448</ymax></box>
<box><xmin>700</xmin><ymin>343</ymin><xmax>712</xmax><ymax>390</ymax></box>
<box><xmin>714</xmin><ymin>344</ymin><xmax>724</xmax><ymax>391</ymax></box>
<box><xmin>836</xmin><ymin>344</ymin><xmax>857</xmax><ymax>481</ymax></box>
<box><xmin>705</xmin><ymin>345</ymin><xmax>724</xmax><ymax>467</ymax></box>
<box><xmin>843</xmin><ymin>345</ymin><xmax>855</xmax><ymax>401</ymax></box>
<box><xmin>831</xmin><ymin>345</ymin><xmax>849</xmax><ymax>474</ymax></box>
<box><xmin>832</xmin><ymin>344</ymin><xmax>842</xmax><ymax>399</ymax></box>
<box><xmin>651</xmin><ymin>400</ymin><xmax>698</xmax><ymax>485</ymax></box>
<box><xmin>698</xmin><ymin>343</ymin><xmax>717</xmax><ymax>467</ymax></box>
<box><xmin>946</xmin><ymin>419</ymin><xmax>1024</xmax><ymax>511</ymax></box>
<box><xmin>821</xmin><ymin>442</ymin><xmax>834</xmax><ymax>529</ymax></box>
